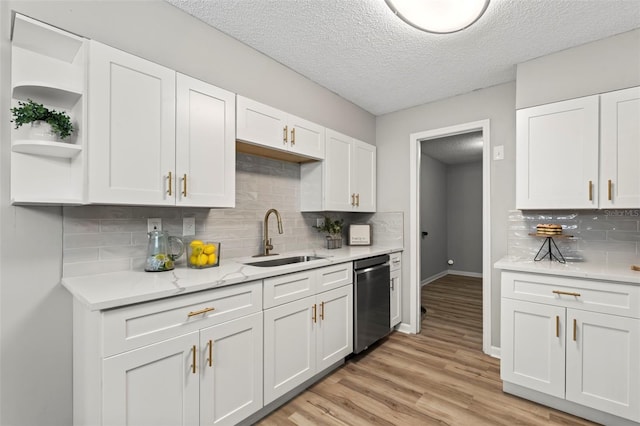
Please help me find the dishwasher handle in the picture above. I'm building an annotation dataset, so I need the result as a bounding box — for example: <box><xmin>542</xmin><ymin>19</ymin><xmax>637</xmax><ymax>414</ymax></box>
<box><xmin>356</xmin><ymin>262</ymin><xmax>389</xmax><ymax>275</ymax></box>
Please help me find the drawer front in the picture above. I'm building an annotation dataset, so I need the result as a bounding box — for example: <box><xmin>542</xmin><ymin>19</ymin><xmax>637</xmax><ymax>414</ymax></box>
<box><xmin>389</xmin><ymin>252</ymin><xmax>402</xmax><ymax>272</ymax></box>
<box><xmin>316</xmin><ymin>262</ymin><xmax>353</xmax><ymax>293</ymax></box>
<box><xmin>502</xmin><ymin>272</ymin><xmax>640</xmax><ymax>318</ymax></box>
<box><xmin>103</xmin><ymin>281</ymin><xmax>262</xmax><ymax>357</ymax></box>
<box><xmin>263</xmin><ymin>270</ymin><xmax>316</xmax><ymax>309</ymax></box>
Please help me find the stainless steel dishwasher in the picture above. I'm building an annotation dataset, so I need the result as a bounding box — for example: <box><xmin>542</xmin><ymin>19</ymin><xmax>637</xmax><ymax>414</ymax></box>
<box><xmin>353</xmin><ymin>254</ymin><xmax>391</xmax><ymax>354</ymax></box>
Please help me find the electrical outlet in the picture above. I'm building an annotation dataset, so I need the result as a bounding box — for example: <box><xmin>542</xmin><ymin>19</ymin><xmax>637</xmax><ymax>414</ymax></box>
<box><xmin>147</xmin><ymin>218</ymin><xmax>162</xmax><ymax>232</ymax></box>
<box><xmin>183</xmin><ymin>217</ymin><xmax>195</xmax><ymax>236</ymax></box>
<box><xmin>316</xmin><ymin>218</ymin><xmax>325</xmax><ymax>228</ymax></box>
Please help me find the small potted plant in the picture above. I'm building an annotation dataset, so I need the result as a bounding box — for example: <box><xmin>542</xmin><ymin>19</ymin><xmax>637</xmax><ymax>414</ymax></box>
<box><xmin>313</xmin><ymin>216</ymin><xmax>344</xmax><ymax>249</ymax></box>
<box><xmin>10</xmin><ymin>99</ymin><xmax>75</xmax><ymax>141</ymax></box>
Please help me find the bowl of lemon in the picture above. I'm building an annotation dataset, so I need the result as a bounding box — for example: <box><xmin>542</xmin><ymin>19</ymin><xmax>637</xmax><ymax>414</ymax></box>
<box><xmin>187</xmin><ymin>240</ymin><xmax>220</xmax><ymax>269</ymax></box>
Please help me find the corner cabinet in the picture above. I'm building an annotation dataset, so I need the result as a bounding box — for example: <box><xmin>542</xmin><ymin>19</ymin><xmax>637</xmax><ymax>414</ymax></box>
<box><xmin>236</xmin><ymin>96</ymin><xmax>325</xmax><ymax>161</ymax></box>
<box><xmin>88</xmin><ymin>41</ymin><xmax>235</xmax><ymax>207</ymax></box>
<box><xmin>74</xmin><ymin>281</ymin><xmax>264</xmax><ymax>426</ymax></box>
<box><xmin>10</xmin><ymin>14</ymin><xmax>87</xmax><ymax>204</ymax></box>
<box><xmin>501</xmin><ymin>271</ymin><xmax>640</xmax><ymax>424</ymax></box>
<box><xmin>516</xmin><ymin>86</ymin><xmax>640</xmax><ymax>209</ymax></box>
<box><xmin>301</xmin><ymin>129</ymin><xmax>376</xmax><ymax>212</ymax></box>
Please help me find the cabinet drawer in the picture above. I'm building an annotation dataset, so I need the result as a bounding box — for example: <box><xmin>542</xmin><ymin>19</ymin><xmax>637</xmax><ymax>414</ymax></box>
<box><xmin>263</xmin><ymin>270</ymin><xmax>316</xmax><ymax>309</ymax></box>
<box><xmin>502</xmin><ymin>272</ymin><xmax>640</xmax><ymax>318</ymax></box>
<box><xmin>316</xmin><ymin>262</ymin><xmax>353</xmax><ymax>292</ymax></box>
<box><xmin>103</xmin><ymin>281</ymin><xmax>262</xmax><ymax>357</ymax></box>
<box><xmin>389</xmin><ymin>252</ymin><xmax>402</xmax><ymax>272</ymax></box>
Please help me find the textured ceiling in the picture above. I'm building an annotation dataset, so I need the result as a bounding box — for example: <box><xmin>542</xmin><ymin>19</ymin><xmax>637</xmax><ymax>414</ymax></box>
<box><xmin>422</xmin><ymin>132</ymin><xmax>483</xmax><ymax>165</ymax></box>
<box><xmin>165</xmin><ymin>0</ymin><xmax>640</xmax><ymax>116</ymax></box>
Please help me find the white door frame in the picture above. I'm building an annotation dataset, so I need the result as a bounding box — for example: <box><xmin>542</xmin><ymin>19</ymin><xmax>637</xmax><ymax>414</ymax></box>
<box><xmin>408</xmin><ymin>119</ymin><xmax>492</xmax><ymax>355</ymax></box>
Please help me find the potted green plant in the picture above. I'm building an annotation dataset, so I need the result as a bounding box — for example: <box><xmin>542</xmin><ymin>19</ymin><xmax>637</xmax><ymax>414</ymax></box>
<box><xmin>10</xmin><ymin>99</ymin><xmax>74</xmax><ymax>141</ymax></box>
<box><xmin>313</xmin><ymin>216</ymin><xmax>344</xmax><ymax>249</ymax></box>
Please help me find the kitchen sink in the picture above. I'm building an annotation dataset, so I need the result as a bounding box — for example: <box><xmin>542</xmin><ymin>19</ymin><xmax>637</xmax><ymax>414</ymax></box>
<box><xmin>244</xmin><ymin>255</ymin><xmax>325</xmax><ymax>267</ymax></box>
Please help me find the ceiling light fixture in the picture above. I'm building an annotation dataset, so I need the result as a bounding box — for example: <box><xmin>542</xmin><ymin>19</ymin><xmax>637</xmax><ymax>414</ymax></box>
<box><xmin>385</xmin><ymin>0</ymin><xmax>490</xmax><ymax>34</ymax></box>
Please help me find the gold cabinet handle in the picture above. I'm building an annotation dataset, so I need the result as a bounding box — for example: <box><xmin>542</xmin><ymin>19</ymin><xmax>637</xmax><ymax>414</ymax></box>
<box><xmin>291</xmin><ymin>127</ymin><xmax>295</xmax><ymax>145</ymax></box>
<box><xmin>320</xmin><ymin>301</ymin><xmax>325</xmax><ymax>320</ymax></box>
<box><xmin>552</xmin><ymin>290</ymin><xmax>581</xmax><ymax>297</ymax></box>
<box><xmin>283</xmin><ymin>125</ymin><xmax>288</xmax><ymax>144</ymax></box>
<box><xmin>351</xmin><ymin>193</ymin><xmax>355</xmax><ymax>206</ymax></box>
<box><xmin>312</xmin><ymin>304</ymin><xmax>317</xmax><ymax>323</ymax></box>
<box><xmin>555</xmin><ymin>315</ymin><xmax>560</xmax><ymax>338</ymax></box>
<box><xmin>191</xmin><ymin>345</ymin><xmax>197</xmax><ymax>374</ymax></box>
<box><xmin>208</xmin><ymin>339</ymin><xmax>213</xmax><ymax>367</ymax></box>
<box><xmin>608</xmin><ymin>179</ymin><xmax>612</xmax><ymax>201</ymax></box>
<box><xmin>182</xmin><ymin>174</ymin><xmax>187</xmax><ymax>197</ymax></box>
<box><xmin>355</xmin><ymin>193</ymin><xmax>360</xmax><ymax>207</ymax></box>
<box><xmin>588</xmin><ymin>180</ymin><xmax>593</xmax><ymax>201</ymax></box>
<box><xmin>573</xmin><ymin>318</ymin><xmax>577</xmax><ymax>341</ymax></box>
<box><xmin>187</xmin><ymin>307</ymin><xmax>215</xmax><ymax>317</ymax></box>
<box><xmin>167</xmin><ymin>171</ymin><xmax>173</xmax><ymax>196</ymax></box>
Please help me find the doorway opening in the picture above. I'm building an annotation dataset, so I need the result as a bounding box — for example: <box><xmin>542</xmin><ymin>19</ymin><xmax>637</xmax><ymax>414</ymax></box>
<box><xmin>408</xmin><ymin>120</ymin><xmax>493</xmax><ymax>355</ymax></box>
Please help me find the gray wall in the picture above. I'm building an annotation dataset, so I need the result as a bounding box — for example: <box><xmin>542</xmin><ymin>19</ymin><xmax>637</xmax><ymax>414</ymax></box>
<box><xmin>0</xmin><ymin>2</ymin><xmax>375</xmax><ymax>424</ymax></box>
<box><xmin>446</xmin><ymin>161</ymin><xmax>483</xmax><ymax>274</ymax></box>
<box><xmin>516</xmin><ymin>29</ymin><xmax>640</xmax><ymax>109</ymax></box>
<box><xmin>376</xmin><ymin>82</ymin><xmax>517</xmax><ymax>348</ymax></box>
<box><xmin>419</xmin><ymin>153</ymin><xmax>448</xmax><ymax>280</ymax></box>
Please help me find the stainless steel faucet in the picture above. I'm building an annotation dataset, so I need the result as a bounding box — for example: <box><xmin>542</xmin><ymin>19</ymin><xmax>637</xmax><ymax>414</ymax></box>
<box><xmin>260</xmin><ymin>208</ymin><xmax>283</xmax><ymax>256</ymax></box>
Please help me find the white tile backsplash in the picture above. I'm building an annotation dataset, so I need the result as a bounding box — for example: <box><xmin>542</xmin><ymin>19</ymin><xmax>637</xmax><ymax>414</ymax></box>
<box><xmin>507</xmin><ymin>209</ymin><xmax>640</xmax><ymax>264</ymax></box>
<box><xmin>63</xmin><ymin>153</ymin><xmax>403</xmax><ymax>277</ymax></box>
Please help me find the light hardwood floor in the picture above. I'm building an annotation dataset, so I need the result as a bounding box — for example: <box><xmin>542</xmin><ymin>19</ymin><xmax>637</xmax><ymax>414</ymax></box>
<box><xmin>256</xmin><ymin>274</ymin><xmax>599</xmax><ymax>425</ymax></box>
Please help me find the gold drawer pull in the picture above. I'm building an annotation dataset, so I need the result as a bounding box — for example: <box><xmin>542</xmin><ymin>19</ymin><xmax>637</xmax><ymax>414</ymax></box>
<box><xmin>208</xmin><ymin>339</ymin><xmax>213</xmax><ymax>367</ymax></box>
<box><xmin>552</xmin><ymin>290</ymin><xmax>581</xmax><ymax>297</ymax></box>
<box><xmin>291</xmin><ymin>127</ymin><xmax>296</xmax><ymax>145</ymax></box>
<box><xmin>588</xmin><ymin>180</ymin><xmax>593</xmax><ymax>201</ymax></box>
<box><xmin>182</xmin><ymin>174</ymin><xmax>187</xmax><ymax>197</ymax></box>
<box><xmin>167</xmin><ymin>171</ymin><xmax>173</xmax><ymax>196</ymax></box>
<box><xmin>556</xmin><ymin>315</ymin><xmax>560</xmax><ymax>338</ymax></box>
<box><xmin>312</xmin><ymin>304</ymin><xmax>317</xmax><ymax>323</ymax></box>
<box><xmin>187</xmin><ymin>307</ymin><xmax>215</xmax><ymax>317</ymax></box>
<box><xmin>573</xmin><ymin>319</ymin><xmax>577</xmax><ymax>341</ymax></box>
<box><xmin>608</xmin><ymin>179</ymin><xmax>612</xmax><ymax>201</ymax></box>
<box><xmin>320</xmin><ymin>301</ymin><xmax>325</xmax><ymax>320</ymax></box>
<box><xmin>283</xmin><ymin>125</ymin><xmax>288</xmax><ymax>143</ymax></box>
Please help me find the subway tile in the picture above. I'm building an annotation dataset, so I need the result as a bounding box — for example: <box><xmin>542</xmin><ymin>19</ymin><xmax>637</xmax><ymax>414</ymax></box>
<box><xmin>64</xmin><ymin>233</ymin><xmax>131</xmax><ymax>249</ymax></box>
<box><xmin>63</xmin><ymin>259</ymin><xmax>132</xmax><ymax>277</ymax></box>
<box><xmin>63</xmin><ymin>217</ymin><xmax>100</xmax><ymax>234</ymax></box>
<box><xmin>100</xmin><ymin>219</ymin><xmax>147</xmax><ymax>233</ymax></box>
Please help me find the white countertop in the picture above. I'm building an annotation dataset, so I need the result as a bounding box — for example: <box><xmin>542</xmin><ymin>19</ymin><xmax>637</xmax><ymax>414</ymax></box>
<box><xmin>495</xmin><ymin>256</ymin><xmax>640</xmax><ymax>285</ymax></box>
<box><xmin>62</xmin><ymin>245</ymin><xmax>403</xmax><ymax>311</ymax></box>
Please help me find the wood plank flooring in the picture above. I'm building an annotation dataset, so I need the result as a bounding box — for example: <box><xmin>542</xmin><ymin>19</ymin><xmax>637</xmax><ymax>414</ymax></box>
<box><xmin>256</xmin><ymin>275</ymin><xmax>599</xmax><ymax>425</ymax></box>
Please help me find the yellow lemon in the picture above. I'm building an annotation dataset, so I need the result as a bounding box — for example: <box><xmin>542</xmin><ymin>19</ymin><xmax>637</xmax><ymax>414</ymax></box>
<box><xmin>154</xmin><ymin>254</ymin><xmax>166</xmax><ymax>261</ymax></box>
<box><xmin>207</xmin><ymin>253</ymin><xmax>217</xmax><ymax>265</ymax></box>
<box><xmin>191</xmin><ymin>245</ymin><xmax>203</xmax><ymax>256</ymax></box>
<box><xmin>189</xmin><ymin>239</ymin><xmax>204</xmax><ymax>247</ymax></box>
<box><xmin>203</xmin><ymin>243</ymin><xmax>216</xmax><ymax>255</ymax></box>
<box><xmin>197</xmin><ymin>253</ymin><xmax>208</xmax><ymax>266</ymax></box>
<box><xmin>189</xmin><ymin>255</ymin><xmax>198</xmax><ymax>265</ymax></box>
<box><xmin>164</xmin><ymin>260</ymin><xmax>174</xmax><ymax>270</ymax></box>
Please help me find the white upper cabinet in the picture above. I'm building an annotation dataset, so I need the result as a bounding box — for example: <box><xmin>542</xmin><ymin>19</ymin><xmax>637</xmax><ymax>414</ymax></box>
<box><xmin>600</xmin><ymin>86</ymin><xmax>640</xmax><ymax>208</ymax></box>
<box><xmin>88</xmin><ymin>40</ymin><xmax>176</xmax><ymax>205</ymax></box>
<box><xmin>517</xmin><ymin>86</ymin><xmax>640</xmax><ymax>210</ymax></box>
<box><xmin>301</xmin><ymin>129</ymin><xmax>376</xmax><ymax>212</ymax></box>
<box><xmin>516</xmin><ymin>95</ymin><xmax>599</xmax><ymax>209</ymax></box>
<box><xmin>176</xmin><ymin>74</ymin><xmax>235</xmax><ymax>208</ymax></box>
<box><xmin>236</xmin><ymin>96</ymin><xmax>325</xmax><ymax>160</ymax></box>
<box><xmin>88</xmin><ymin>41</ymin><xmax>235</xmax><ymax>207</ymax></box>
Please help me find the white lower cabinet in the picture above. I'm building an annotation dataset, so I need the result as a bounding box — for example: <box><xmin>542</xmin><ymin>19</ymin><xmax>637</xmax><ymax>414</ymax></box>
<box><xmin>389</xmin><ymin>251</ymin><xmax>402</xmax><ymax>328</ymax></box>
<box><xmin>501</xmin><ymin>271</ymin><xmax>640</xmax><ymax>423</ymax></box>
<box><xmin>263</xmin><ymin>266</ymin><xmax>353</xmax><ymax>405</ymax></box>
<box><xmin>74</xmin><ymin>281</ymin><xmax>263</xmax><ymax>426</ymax></box>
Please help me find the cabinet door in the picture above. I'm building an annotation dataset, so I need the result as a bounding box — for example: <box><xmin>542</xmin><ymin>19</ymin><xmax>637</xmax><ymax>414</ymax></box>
<box><xmin>236</xmin><ymin>96</ymin><xmax>287</xmax><ymax>151</ymax></box>
<box><xmin>600</xmin><ymin>86</ymin><xmax>640</xmax><ymax>208</ymax></box>
<box><xmin>566</xmin><ymin>309</ymin><xmax>640</xmax><ymax>422</ymax></box>
<box><xmin>288</xmin><ymin>114</ymin><xmax>325</xmax><ymax>160</ymax></box>
<box><xmin>103</xmin><ymin>332</ymin><xmax>199</xmax><ymax>426</ymax></box>
<box><xmin>317</xmin><ymin>286</ymin><xmax>353</xmax><ymax>371</ymax></box>
<box><xmin>516</xmin><ymin>96</ymin><xmax>599</xmax><ymax>209</ymax></box>
<box><xmin>501</xmin><ymin>298</ymin><xmax>566</xmax><ymax>398</ymax></box>
<box><xmin>176</xmin><ymin>74</ymin><xmax>235</xmax><ymax>207</ymax></box>
<box><xmin>323</xmin><ymin>129</ymin><xmax>353</xmax><ymax>211</ymax></box>
<box><xmin>88</xmin><ymin>40</ymin><xmax>176</xmax><ymax>205</ymax></box>
<box><xmin>263</xmin><ymin>296</ymin><xmax>316</xmax><ymax>404</ymax></box>
<box><xmin>352</xmin><ymin>139</ymin><xmax>376</xmax><ymax>212</ymax></box>
<box><xmin>390</xmin><ymin>269</ymin><xmax>402</xmax><ymax>327</ymax></box>
<box><xmin>200</xmin><ymin>312</ymin><xmax>263</xmax><ymax>426</ymax></box>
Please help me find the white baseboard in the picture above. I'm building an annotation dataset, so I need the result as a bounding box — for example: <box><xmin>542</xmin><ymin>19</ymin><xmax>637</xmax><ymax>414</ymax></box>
<box><xmin>447</xmin><ymin>269</ymin><xmax>482</xmax><ymax>278</ymax></box>
<box><xmin>396</xmin><ymin>322</ymin><xmax>415</xmax><ymax>334</ymax></box>
<box><xmin>420</xmin><ymin>270</ymin><xmax>448</xmax><ymax>286</ymax></box>
<box><xmin>488</xmin><ymin>345</ymin><xmax>501</xmax><ymax>359</ymax></box>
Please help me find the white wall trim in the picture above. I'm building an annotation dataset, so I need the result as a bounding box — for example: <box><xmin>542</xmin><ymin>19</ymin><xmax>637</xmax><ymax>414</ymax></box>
<box><xmin>447</xmin><ymin>269</ymin><xmax>483</xmax><ymax>278</ymax></box>
<box><xmin>420</xmin><ymin>270</ymin><xmax>448</xmax><ymax>286</ymax></box>
<box><xmin>409</xmin><ymin>119</ymin><xmax>492</xmax><ymax>354</ymax></box>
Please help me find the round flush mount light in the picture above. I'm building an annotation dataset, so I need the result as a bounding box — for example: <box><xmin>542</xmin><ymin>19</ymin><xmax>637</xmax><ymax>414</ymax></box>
<box><xmin>385</xmin><ymin>0</ymin><xmax>490</xmax><ymax>34</ymax></box>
